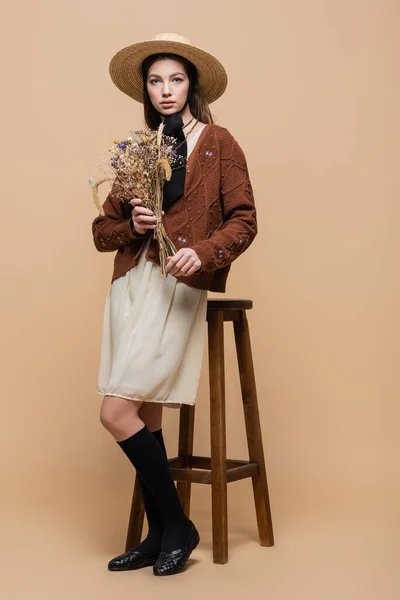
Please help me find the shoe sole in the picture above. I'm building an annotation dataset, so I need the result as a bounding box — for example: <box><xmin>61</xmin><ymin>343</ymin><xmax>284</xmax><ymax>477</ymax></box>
<box><xmin>108</xmin><ymin>557</ymin><xmax>159</xmax><ymax>571</ymax></box>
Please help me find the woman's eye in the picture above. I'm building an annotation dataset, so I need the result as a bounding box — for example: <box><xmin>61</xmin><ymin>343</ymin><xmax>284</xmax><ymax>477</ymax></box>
<box><xmin>149</xmin><ymin>77</ymin><xmax>183</xmax><ymax>84</ymax></box>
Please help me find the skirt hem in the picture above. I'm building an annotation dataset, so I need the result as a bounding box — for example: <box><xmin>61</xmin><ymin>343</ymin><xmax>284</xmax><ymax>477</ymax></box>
<box><xmin>96</xmin><ymin>388</ymin><xmax>194</xmax><ymax>409</ymax></box>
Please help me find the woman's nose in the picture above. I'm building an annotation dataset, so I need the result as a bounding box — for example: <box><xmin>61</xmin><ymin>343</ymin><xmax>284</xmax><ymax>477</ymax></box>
<box><xmin>162</xmin><ymin>84</ymin><xmax>172</xmax><ymax>97</ymax></box>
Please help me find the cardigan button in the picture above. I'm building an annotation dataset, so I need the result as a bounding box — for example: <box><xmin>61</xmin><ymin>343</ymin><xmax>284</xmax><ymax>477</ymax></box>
<box><xmin>147</xmin><ymin>251</ymin><xmax>156</xmax><ymax>259</ymax></box>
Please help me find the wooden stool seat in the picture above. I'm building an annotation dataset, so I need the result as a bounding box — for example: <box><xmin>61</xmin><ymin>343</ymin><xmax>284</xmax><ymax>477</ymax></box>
<box><xmin>125</xmin><ymin>298</ymin><xmax>274</xmax><ymax>564</ymax></box>
<box><xmin>207</xmin><ymin>298</ymin><xmax>253</xmax><ymax>311</ymax></box>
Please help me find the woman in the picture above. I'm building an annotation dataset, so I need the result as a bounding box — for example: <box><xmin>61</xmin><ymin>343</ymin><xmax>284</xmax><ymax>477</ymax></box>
<box><xmin>92</xmin><ymin>33</ymin><xmax>257</xmax><ymax>576</ymax></box>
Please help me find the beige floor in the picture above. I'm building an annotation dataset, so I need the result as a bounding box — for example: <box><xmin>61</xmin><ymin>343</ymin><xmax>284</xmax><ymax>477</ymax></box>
<box><xmin>2</xmin><ymin>469</ymin><xmax>398</xmax><ymax>600</ymax></box>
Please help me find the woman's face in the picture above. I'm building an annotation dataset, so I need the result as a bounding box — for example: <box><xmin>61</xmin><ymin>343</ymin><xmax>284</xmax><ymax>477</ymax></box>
<box><xmin>146</xmin><ymin>58</ymin><xmax>190</xmax><ymax>116</ymax></box>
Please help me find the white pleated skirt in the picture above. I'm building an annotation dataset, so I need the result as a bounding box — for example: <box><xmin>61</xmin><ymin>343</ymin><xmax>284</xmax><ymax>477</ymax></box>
<box><xmin>96</xmin><ymin>235</ymin><xmax>208</xmax><ymax>409</ymax></box>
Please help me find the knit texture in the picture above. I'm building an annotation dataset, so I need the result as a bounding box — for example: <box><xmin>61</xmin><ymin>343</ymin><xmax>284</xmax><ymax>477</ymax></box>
<box><xmin>92</xmin><ymin>124</ymin><xmax>257</xmax><ymax>292</ymax></box>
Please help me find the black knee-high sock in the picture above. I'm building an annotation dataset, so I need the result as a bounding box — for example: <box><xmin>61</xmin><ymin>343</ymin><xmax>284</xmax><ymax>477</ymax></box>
<box><xmin>130</xmin><ymin>428</ymin><xmax>167</xmax><ymax>556</ymax></box>
<box><xmin>153</xmin><ymin>428</ymin><xmax>167</xmax><ymax>459</ymax></box>
<box><xmin>117</xmin><ymin>426</ymin><xmax>192</xmax><ymax>552</ymax></box>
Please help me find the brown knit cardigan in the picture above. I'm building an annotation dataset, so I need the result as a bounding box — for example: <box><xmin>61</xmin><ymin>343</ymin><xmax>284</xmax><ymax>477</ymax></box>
<box><xmin>92</xmin><ymin>124</ymin><xmax>257</xmax><ymax>292</ymax></box>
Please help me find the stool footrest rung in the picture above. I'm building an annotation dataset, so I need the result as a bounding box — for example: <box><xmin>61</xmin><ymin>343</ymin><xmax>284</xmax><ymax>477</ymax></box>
<box><xmin>168</xmin><ymin>455</ymin><xmax>260</xmax><ymax>484</ymax></box>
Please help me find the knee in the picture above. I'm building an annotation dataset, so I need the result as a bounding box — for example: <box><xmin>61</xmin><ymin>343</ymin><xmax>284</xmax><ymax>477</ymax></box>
<box><xmin>99</xmin><ymin>403</ymin><xmax>121</xmax><ymax>431</ymax></box>
<box><xmin>99</xmin><ymin>397</ymin><xmax>140</xmax><ymax>432</ymax></box>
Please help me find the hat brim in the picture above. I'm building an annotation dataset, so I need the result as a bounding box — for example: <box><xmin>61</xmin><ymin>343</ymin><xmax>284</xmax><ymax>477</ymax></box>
<box><xmin>109</xmin><ymin>39</ymin><xmax>228</xmax><ymax>104</ymax></box>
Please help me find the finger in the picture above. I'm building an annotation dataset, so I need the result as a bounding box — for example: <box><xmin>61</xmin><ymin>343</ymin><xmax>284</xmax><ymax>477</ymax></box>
<box><xmin>176</xmin><ymin>259</ymin><xmax>195</xmax><ymax>275</ymax></box>
<box><xmin>135</xmin><ymin>223</ymin><xmax>156</xmax><ymax>230</ymax></box>
<box><xmin>135</xmin><ymin>215</ymin><xmax>157</xmax><ymax>224</ymax></box>
<box><xmin>133</xmin><ymin>206</ymin><xmax>155</xmax><ymax>216</ymax></box>
<box><xmin>129</xmin><ymin>198</ymin><xmax>142</xmax><ymax>206</ymax></box>
<box><xmin>170</xmin><ymin>256</ymin><xmax>192</xmax><ymax>276</ymax></box>
<box><xmin>174</xmin><ymin>263</ymin><xmax>195</xmax><ymax>277</ymax></box>
<box><xmin>183</xmin><ymin>263</ymin><xmax>200</xmax><ymax>276</ymax></box>
<box><xmin>166</xmin><ymin>259</ymin><xmax>181</xmax><ymax>274</ymax></box>
<box><xmin>161</xmin><ymin>210</ymin><xmax>165</xmax><ymax>216</ymax></box>
<box><xmin>165</xmin><ymin>251</ymin><xmax>184</xmax><ymax>273</ymax></box>
<box><xmin>166</xmin><ymin>250</ymin><xmax>183</xmax><ymax>264</ymax></box>
<box><xmin>169</xmin><ymin>252</ymin><xmax>189</xmax><ymax>270</ymax></box>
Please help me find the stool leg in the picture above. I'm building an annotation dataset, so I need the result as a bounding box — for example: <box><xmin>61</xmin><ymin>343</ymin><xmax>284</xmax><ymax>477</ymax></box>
<box><xmin>208</xmin><ymin>311</ymin><xmax>228</xmax><ymax>564</ymax></box>
<box><xmin>125</xmin><ymin>474</ymin><xmax>145</xmax><ymax>551</ymax></box>
<box><xmin>233</xmin><ymin>311</ymin><xmax>274</xmax><ymax>547</ymax></box>
<box><xmin>177</xmin><ymin>404</ymin><xmax>195</xmax><ymax>517</ymax></box>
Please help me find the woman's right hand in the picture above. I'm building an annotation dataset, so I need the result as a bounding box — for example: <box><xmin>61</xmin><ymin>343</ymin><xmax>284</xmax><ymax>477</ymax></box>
<box><xmin>129</xmin><ymin>198</ymin><xmax>158</xmax><ymax>235</ymax></box>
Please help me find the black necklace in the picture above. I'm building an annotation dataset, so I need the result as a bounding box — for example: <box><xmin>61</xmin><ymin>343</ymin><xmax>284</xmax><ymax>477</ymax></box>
<box><xmin>181</xmin><ymin>116</ymin><xmax>194</xmax><ymax>130</ymax></box>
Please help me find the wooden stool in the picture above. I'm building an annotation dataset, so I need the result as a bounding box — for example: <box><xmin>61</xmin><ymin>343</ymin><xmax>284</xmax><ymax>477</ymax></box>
<box><xmin>125</xmin><ymin>299</ymin><xmax>274</xmax><ymax>564</ymax></box>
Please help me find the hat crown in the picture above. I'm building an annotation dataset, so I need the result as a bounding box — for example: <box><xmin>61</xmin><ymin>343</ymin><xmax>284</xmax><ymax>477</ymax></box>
<box><xmin>153</xmin><ymin>33</ymin><xmax>194</xmax><ymax>46</ymax></box>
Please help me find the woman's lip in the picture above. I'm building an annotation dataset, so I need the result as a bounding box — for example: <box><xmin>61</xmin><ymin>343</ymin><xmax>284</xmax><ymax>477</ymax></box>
<box><xmin>161</xmin><ymin>102</ymin><xmax>175</xmax><ymax>106</ymax></box>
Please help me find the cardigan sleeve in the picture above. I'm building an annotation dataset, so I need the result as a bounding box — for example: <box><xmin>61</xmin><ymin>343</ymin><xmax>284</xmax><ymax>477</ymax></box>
<box><xmin>191</xmin><ymin>130</ymin><xmax>258</xmax><ymax>272</ymax></box>
<box><xmin>92</xmin><ymin>180</ymin><xmax>149</xmax><ymax>252</ymax></box>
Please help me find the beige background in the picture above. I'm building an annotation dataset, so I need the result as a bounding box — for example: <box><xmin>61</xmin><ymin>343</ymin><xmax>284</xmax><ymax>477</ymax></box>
<box><xmin>1</xmin><ymin>1</ymin><xmax>400</xmax><ymax>598</ymax></box>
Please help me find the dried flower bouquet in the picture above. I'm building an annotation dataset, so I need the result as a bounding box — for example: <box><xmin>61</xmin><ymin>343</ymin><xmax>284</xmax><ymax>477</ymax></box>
<box><xmin>89</xmin><ymin>122</ymin><xmax>184</xmax><ymax>275</ymax></box>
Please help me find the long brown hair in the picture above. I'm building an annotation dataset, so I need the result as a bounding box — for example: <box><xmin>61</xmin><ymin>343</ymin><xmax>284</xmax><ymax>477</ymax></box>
<box><xmin>140</xmin><ymin>53</ymin><xmax>214</xmax><ymax>129</ymax></box>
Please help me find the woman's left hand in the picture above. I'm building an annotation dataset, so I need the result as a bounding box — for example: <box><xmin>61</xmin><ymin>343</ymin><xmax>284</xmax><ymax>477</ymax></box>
<box><xmin>166</xmin><ymin>248</ymin><xmax>202</xmax><ymax>277</ymax></box>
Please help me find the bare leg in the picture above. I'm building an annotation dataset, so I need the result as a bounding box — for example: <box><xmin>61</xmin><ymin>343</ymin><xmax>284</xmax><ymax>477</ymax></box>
<box><xmin>100</xmin><ymin>396</ymin><xmax>144</xmax><ymax>441</ymax></box>
<box><xmin>139</xmin><ymin>402</ymin><xmax>163</xmax><ymax>432</ymax></box>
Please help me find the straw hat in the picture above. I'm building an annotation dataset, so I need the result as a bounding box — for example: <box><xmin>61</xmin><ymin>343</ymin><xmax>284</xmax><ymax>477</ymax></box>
<box><xmin>109</xmin><ymin>33</ymin><xmax>228</xmax><ymax>104</ymax></box>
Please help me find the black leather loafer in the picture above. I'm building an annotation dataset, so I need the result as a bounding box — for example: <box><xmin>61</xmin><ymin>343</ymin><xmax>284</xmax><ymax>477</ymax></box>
<box><xmin>108</xmin><ymin>548</ymin><xmax>160</xmax><ymax>571</ymax></box>
<box><xmin>153</xmin><ymin>521</ymin><xmax>200</xmax><ymax>576</ymax></box>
